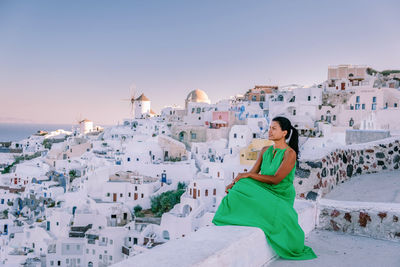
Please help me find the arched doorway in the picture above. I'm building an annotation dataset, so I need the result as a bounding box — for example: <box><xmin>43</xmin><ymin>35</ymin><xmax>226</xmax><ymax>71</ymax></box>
<box><xmin>162</xmin><ymin>230</ymin><xmax>170</xmax><ymax>240</ymax></box>
<box><xmin>178</xmin><ymin>131</ymin><xmax>187</xmax><ymax>142</ymax></box>
<box><xmin>182</xmin><ymin>204</ymin><xmax>192</xmax><ymax>216</ymax></box>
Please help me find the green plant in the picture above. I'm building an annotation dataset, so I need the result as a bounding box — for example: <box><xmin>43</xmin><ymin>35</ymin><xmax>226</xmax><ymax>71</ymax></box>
<box><xmin>69</xmin><ymin>170</ymin><xmax>78</xmax><ymax>183</ymax></box>
<box><xmin>134</xmin><ymin>205</ymin><xmax>142</xmax><ymax>213</ymax></box>
<box><xmin>2</xmin><ymin>210</ymin><xmax>8</xmax><ymax>219</ymax></box>
<box><xmin>150</xmin><ymin>188</ymin><xmax>185</xmax><ymax>217</ymax></box>
<box><xmin>177</xmin><ymin>182</ymin><xmax>186</xmax><ymax>190</ymax></box>
<box><xmin>134</xmin><ymin>205</ymin><xmax>144</xmax><ymax>217</ymax></box>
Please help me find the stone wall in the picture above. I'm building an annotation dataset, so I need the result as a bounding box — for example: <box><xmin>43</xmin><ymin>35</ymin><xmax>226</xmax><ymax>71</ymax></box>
<box><xmin>317</xmin><ymin>199</ymin><xmax>400</xmax><ymax>242</ymax></box>
<box><xmin>294</xmin><ymin>136</ymin><xmax>400</xmax><ymax>201</ymax></box>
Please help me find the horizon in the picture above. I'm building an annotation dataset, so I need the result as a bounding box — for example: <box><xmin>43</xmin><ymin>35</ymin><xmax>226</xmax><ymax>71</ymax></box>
<box><xmin>1</xmin><ymin>0</ymin><xmax>399</xmax><ymax>125</ymax></box>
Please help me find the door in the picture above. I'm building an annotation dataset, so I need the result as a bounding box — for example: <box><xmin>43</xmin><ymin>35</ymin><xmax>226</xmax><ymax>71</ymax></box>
<box><xmin>113</xmin><ymin>193</ymin><xmax>117</xmax><ymax>202</ymax></box>
<box><xmin>341</xmin><ymin>82</ymin><xmax>345</xmax><ymax>90</ymax></box>
<box><xmin>193</xmin><ymin>188</ymin><xmax>197</xmax><ymax>199</ymax></box>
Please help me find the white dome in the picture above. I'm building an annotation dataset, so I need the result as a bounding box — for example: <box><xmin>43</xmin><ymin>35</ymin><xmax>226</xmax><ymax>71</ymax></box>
<box><xmin>185</xmin><ymin>89</ymin><xmax>210</xmax><ymax>103</ymax></box>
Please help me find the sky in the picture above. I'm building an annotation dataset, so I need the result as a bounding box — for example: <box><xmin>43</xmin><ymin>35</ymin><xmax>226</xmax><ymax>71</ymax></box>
<box><xmin>1</xmin><ymin>0</ymin><xmax>399</xmax><ymax>125</ymax></box>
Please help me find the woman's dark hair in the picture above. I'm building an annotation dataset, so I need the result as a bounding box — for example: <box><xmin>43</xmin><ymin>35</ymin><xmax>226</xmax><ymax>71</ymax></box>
<box><xmin>272</xmin><ymin>116</ymin><xmax>299</xmax><ymax>160</ymax></box>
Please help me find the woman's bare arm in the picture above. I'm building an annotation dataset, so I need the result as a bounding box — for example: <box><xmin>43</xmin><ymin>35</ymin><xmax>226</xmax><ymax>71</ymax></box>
<box><xmin>236</xmin><ymin>149</ymin><xmax>296</xmax><ymax>185</ymax></box>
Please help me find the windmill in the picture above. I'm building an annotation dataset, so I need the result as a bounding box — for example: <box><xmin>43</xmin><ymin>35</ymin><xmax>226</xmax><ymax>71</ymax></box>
<box><xmin>121</xmin><ymin>83</ymin><xmax>139</xmax><ymax>119</ymax></box>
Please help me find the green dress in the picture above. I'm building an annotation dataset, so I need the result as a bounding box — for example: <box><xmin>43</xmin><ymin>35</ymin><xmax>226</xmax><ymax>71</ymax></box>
<box><xmin>212</xmin><ymin>146</ymin><xmax>317</xmax><ymax>260</ymax></box>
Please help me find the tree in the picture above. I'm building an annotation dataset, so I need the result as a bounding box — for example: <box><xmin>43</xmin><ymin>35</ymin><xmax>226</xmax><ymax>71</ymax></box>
<box><xmin>69</xmin><ymin>170</ymin><xmax>78</xmax><ymax>183</ymax></box>
<box><xmin>133</xmin><ymin>205</ymin><xmax>144</xmax><ymax>217</ymax></box>
<box><xmin>150</xmin><ymin>187</ymin><xmax>186</xmax><ymax>217</ymax></box>
<box><xmin>177</xmin><ymin>182</ymin><xmax>186</xmax><ymax>190</ymax></box>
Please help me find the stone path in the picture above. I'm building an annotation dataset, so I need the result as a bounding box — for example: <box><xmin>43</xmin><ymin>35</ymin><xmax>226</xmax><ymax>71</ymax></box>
<box><xmin>268</xmin><ymin>229</ymin><xmax>400</xmax><ymax>267</ymax></box>
<box><xmin>323</xmin><ymin>169</ymin><xmax>400</xmax><ymax>203</ymax></box>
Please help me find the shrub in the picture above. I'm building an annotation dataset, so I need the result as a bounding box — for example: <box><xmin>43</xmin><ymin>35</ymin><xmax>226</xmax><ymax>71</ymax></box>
<box><xmin>150</xmin><ymin>188</ymin><xmax>185</xmax><ymax>217</ymax></box>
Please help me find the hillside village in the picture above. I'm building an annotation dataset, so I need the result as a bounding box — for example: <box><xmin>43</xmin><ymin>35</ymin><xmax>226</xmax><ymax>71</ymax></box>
<box><xmin>1</xmin><ymin>64</ymin><xmax>400</xmax><ymax>266</ymax></box>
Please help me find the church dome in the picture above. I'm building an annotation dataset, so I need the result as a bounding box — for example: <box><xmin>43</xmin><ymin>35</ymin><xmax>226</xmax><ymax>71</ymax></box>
<box><xmin>185</xmin><ymin>89</ymin><xmax>210</xmax><ymax>103</ymax></box>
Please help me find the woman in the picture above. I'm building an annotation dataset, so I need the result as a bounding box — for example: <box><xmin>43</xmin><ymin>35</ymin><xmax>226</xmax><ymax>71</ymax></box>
<box><xmin>212</xmin><ymin>116</ymin><xmax>317</xmax><ymax>260</ymax></box>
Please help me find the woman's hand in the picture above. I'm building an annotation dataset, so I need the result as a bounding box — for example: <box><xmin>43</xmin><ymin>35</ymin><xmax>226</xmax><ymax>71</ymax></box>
<box><xmin>225</xmin><ymin>182</ymin><xmax>234</xmax><ymax>194</ymax></box>
<box><xmin>233</xmin><ymin>172</ymin><xmax>251</xmax><ymax>184</ymax></box>
<box><xmin>225</xmin><ymin>172</ymin><xmax>252</xmax><ymax>194</ymax></box>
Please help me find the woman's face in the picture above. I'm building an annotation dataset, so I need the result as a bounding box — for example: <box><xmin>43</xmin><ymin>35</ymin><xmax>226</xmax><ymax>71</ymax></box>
<box><xmin>268</xmin><ymin>121</ymin><xmax>287</xmax><ymax>141</ymax></box>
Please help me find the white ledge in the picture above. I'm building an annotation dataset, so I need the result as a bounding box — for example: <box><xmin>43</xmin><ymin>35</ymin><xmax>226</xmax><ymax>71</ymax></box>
<box><xmin>114</xmin><ymin>226</ymin><xmax>277</xmax><ymax>267</ymax></box>
<box><xmin>113</xmin><ymin>199</ymin><xmax>316</xmax><ymax>267</ymax></box>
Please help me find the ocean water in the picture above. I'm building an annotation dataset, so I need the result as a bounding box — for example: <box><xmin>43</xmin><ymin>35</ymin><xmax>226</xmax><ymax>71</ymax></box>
<box><xmin>0</xmin><ymin>123</ymin><xmax>76</xmax><ymax>142</ymax></box>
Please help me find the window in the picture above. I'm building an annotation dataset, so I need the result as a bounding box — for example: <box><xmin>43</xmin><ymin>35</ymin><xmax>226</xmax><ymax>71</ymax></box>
<box><xmin>356</xmin><ymin>96</ymin><xmax>360</xmax><ymax>103</ymax></box>
<box><xmin>308</xmin><ymin>96</ymin><xmax>311</xmax><ymax>101</ymax></box>
<box><xmin>293</xmin><ymin>109</ymin><xmax>296</xmax><ymax>116</ymax></box>
<box><xmin>141</xmin><ymin>193</ymin><xmax>144</xmax><ymax>198</ymax></box>
<box><xmin>77</xmin><ymin>245</ymin><xmax>80</xmax><ymax>250</ymax></box>
<box><xmin>106</xmin><ymin>193</ymin><xmax>110</xmax><ymax>197</ymax></box>
<box><xmin>395</xmin><ymin>103</ymin><xmax>398</xmax><ymax>108</ymax></box>
<box><xmin>355</xmin><ymin>104</ymin><xmax>360</xmax><ymax>110</ymax></box>
<box><xmin>372</xmin><ymin>96</ymin><xmax>377</xmax><ymax>103</ymax></box>
<box><xmin>99</xmin><ymin>255</ymin><xmax>102</xmax><ymax>259</ymax></box>
<box><xmin>86</xmin><ymin>249</ymin><xmax>89</xmax><ymax>254</ymax></box>
<box><xmin>362</xmin><ymin>104</ymin><xmax>365</xmax><ymax>110</ymax></box>
<box><xmin>253</xmin><ymin>133</ymin><xmax>256</xmax><ymax>138</ymax></box>
<box><xmin>333</xmin><ymin>115</ymin><xmax>336</xmax><ymax>121</ymax></box>
<box><xmin>191</xmin><ymin>133</ymin><xmax>196</xmax><ymax>139</ymax></box>
<box><xmin>57</xmin><ymin>261</ymin><xmax>61</xmax><ymax>266</ymax></box>
<box><xmin>128</xmin><ymin>193</ymin><xmax>131</xmax><ymax>197</ymax></box>
<box><xmin>110</xmin><ymin>256</ymin><xmax>113</xmax><ymax>260</ymax></box>
<box><xmin>92</xmin><ymin>249</ymin><xmax>95</xmax><ymax>255</ymax></box>
<box><xmin>50</xmin><ymin>261</ymin><xmax>54</xmax><ymax>266</ymax></box>
<box><xmin>110</xmin><ymin>239</ymin><xmax>113</xmax><ymax>245</ymax></box>
<box><xmin>77</xmin><ymin>259</ymin><xmax>80</xmax><ymax>264</ymax></box>
<box><xmin>196</xmin><ymin>107</ymin><xmax>201</xmax><ymax>113</ymax></box>
<box><xmin>66</xmin><ymin>259</ymin><xmax>69</xmax><ymax>264</ymax></box>
<box><xmin>66</xmin><ymin>245</ymin><xmax>70</xmax><ymax>250</ymax></box>
<box><xmin>233</xmin><ymin>133</ymin><xmax>237</xmax><ymax>138</ymax></box>
<box><xmin>120</xmin><ymin>193</ymin><xmax>123</xmax><ymax>197</ymax></box>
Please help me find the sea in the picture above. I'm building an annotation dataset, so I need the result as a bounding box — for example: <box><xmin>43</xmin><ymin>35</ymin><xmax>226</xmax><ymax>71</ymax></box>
<box><xmin>0</xmin><ymin>123</ymin><xmax>77</xmax><ymax>142</ymax></box>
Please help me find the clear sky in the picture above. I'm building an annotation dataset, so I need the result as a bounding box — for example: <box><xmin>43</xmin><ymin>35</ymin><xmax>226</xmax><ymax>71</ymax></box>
<box><xmin>1</xmin><ymin>0</ymin><xmax>399</xmax><ymax>125</ymax></box>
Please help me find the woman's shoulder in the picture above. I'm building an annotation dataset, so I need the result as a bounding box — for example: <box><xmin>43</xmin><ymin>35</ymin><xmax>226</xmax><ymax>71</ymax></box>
<box><xmin>284</xmin><ymin>147</ymin><xmax>297</xmax><ymax>159</ymax></box>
